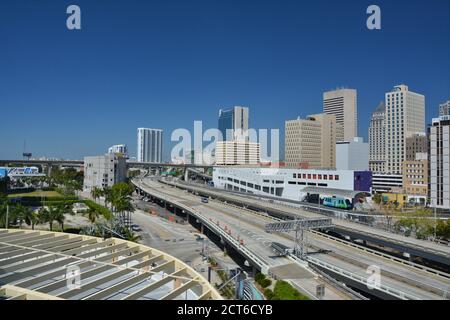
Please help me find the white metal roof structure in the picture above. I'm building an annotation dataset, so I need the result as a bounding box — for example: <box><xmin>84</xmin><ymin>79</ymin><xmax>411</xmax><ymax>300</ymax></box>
<box><xmin>0</xmin><ymin>229</ymin><xmax>222</xmax><ymax>300</ymax></box>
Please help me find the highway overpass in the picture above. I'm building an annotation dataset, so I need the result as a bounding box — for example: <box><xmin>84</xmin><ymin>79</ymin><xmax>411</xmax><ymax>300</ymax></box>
<box><xmin>164</xmin><ymin>180</ymin><xmax>450</xmax><ymax>270</ymax></box>
<box><xmin>133</xmin><ymin>178</ymin><xmax>450</xmax><ymax>300</ymax></box>
<box><xmin>0</xmin><ymin>159</ymin><xmax>213</xmax><ymax>170</ymax></box>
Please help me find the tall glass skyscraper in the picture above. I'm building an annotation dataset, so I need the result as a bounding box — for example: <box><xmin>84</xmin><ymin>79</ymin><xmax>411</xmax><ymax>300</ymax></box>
<box><xmin>218</xmin><ymin>106</ymin><xmax>249</xmax><ymax>141</ymax></box>
<box><xmin>137</xmin><ymin>128</ymin><xmax>163</xmax><ymax>163</ymax></box>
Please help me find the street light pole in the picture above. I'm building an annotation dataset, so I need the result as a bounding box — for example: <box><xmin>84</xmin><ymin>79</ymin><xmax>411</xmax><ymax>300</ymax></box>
<box><xmin>6</xmin><ymin>205</ymin><xmax>9</xmax><ymax>229</ymax></box>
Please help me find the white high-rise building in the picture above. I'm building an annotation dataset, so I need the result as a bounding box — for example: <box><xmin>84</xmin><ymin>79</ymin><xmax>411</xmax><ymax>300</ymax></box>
<box><xmin>323</xmin><ymin>88</ymin><xmax>358</xmax><ymax>142</ymax></box>
<box><xmin>430</xmin><ymin>116</ymin><xmax>450</xmax><ymax>209</ymax></box>
<box><xmin>137</xmin><ymin>128</ymin><xmax>163</xmax><ymax>163</ymax></box>
<box><xmin>215</xmin><ymin>141</ymin><xmax>260</xmax><ymax>166</ymax></box>
<box><xmin>108</xmin><ymin>144</ymin><xmax>128</xmax><ymax>158</ymax></box>
<box><xmin>439</xmin><ymin>100</ymin><xmax>450</xmax><ymax>116</ymax></box>
<box><xmin>385</xmin><ymin>85</ymin><xmax>425</xmax><ymax>174</ymax></box>
<box><xmin>369</xmin><ymin>102</ymin><xmax>386</xmax><ymax>173</ymax></box>
<box><xmin>83</xmin><ymin>154</ymin><xmax>127</xmax><ymax>192</ymax></box>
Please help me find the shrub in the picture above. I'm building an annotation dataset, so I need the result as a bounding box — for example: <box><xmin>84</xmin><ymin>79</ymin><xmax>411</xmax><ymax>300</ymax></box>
<box><xmin>255</xmin><ymin>272</ymin><xmax>265</xmax><ymax>283</ymax></box>
<box><xmin>263</xmin><ymin>288</ymin><xmax>274</xmax><ymax>300</ymax></box>
<box><xmin>260</xmin><ymin>278</ymin><xmax>272</xmax><ymax>288</ymax></box>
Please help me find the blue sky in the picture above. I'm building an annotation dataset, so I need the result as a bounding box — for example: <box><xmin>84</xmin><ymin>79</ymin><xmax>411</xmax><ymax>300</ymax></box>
<box><xmin>0</xmin><ymin>0</ymin><xmax>449</xmax><ymax>161</ymax></box>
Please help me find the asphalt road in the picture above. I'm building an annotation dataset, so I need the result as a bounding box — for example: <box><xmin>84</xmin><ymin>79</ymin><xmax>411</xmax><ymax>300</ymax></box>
<box><xmin>139</xmin><ymin>179</ymin><xmax>450</xmax><ymax>300</ymax></box>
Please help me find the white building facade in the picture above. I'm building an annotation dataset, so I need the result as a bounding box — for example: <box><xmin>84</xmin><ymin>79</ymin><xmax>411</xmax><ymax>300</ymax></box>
<box><xmin>83</xmin><ymin>154</ymin><xmax>127</xmax><ymax>192</ymax></box>
<box><xmin>385</xmin><ymin>85</ymin><xmax>425</xmax><ymax>174</ymax></box>
<box><xmin>137</xmin><ymin>128</ymin><xmax>163</xmax><ymax>163</ymax></box>
<box><xmin>213</xmin><ymin>167</ymin><xmax>372</xmax><ymax>202</ymax></box>
<box><xmin>369</xmin><ymin>102</ymin><xmax>386</xmax><ymax>173</ymax></box>
<box><xmin>108</xmin><ymin>144</ymin><xmax>128</xmax><ymax>158</ymax></box>
<box><xmin>215</xmin><ymin>141</ymin><xmax>260</xmax><ymax>166</ymax></box>
<box><xmin>429</xmin><ymin>116</ymin><xmax>450</xmax><ymax>209</ymax></box>
<box><xmin>336</xmin><ymin>137</ymin><xmax>369</xmax><ymax>171</ymax></box>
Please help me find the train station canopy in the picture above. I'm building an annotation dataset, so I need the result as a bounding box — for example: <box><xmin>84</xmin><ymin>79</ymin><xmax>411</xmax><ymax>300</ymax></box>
<box><xmin>0</xmin><ymin>229</ymin><xmax>221</xmax><ymax>300</ymax></box>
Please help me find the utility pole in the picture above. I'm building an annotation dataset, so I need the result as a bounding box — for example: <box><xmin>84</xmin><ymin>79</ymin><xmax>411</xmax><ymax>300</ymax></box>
<box><xmin>6</xmin><ymin>205</ymin><xmax>9</xmax><ymax>229</ymax></box>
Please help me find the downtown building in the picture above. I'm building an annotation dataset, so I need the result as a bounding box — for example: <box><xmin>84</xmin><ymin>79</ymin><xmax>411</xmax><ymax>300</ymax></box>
<box><xmin>218</xmin><ymin>106</ymin><xmax>249</xmax><ymax>141</ymax></box>
<box><xmin>83</xmin><ymin>153</ymin><xmax>127</xmax><ymax>192</ymax></box>
<box><xmin>213</xmin><ymin>167</ymin><xmax>371</xmax><ymax>202</ymax></box>
<box><xmin>429</xmin><ymin>115</ymin><xmax>450</xmax><ymax>209</ymax></box>
<box><xmin>215</xmin><ymin>106</ymin><xmax>260</xmax><ymax>165</ymax></box>
<box><xmin>215</xmin><ymin>141</ymin><xmax>260</xmax><ymax>166</ymax></box>
<box><xmin>336</xmin><ymin>137</ymin><xmax>369</xmax><ymax>171</ymax></box>
<box><xmin>323</xmin><ymin>88</ymin><xmax>358</xmax><ymax>142</ymax></box>
<box><xmin>285</xmin><ymin>114</ymin><xmax>336</xmax><ymax>169</ymax></box>
<box><xmin>108</xmin><ymin>144</ymin><xmax>128</xmax><ymax>158</ymax></box>
<box><xmin>384</xmin><ymin>85</ymin><xmax>425</xmax><ymax>175</ymax></box>
<box><xmin>369</xmin><ymin>102</ymin><xmax>386</xmax><ymax>173</ymax></box>
<box><xmin>439</xmin><ymin>100</ymin><xmax>450</xmax><ymax>116</ymax></box>
<box><xmin>137</xmin><ymin>128</ymin><xmax>163</xmax><ymax>163</ymax></box>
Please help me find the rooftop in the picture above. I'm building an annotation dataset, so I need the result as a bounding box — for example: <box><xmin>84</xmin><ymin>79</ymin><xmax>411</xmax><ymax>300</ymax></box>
<box><xmin>0</xmin><ymin>229</ymin><xmax>221</xmax><ymax>300</ymax></box>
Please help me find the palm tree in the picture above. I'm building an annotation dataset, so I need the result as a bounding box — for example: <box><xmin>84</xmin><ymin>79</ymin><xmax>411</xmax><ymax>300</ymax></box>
<box><xmin>11</xmin><ymin>204</ymin><xmax>34</xmax><ymax>229</ymax></box>
<box><xmin>25</xmin><ymin>211</ymin><xmax>39</xmax><ymax>230</ymax></box>
<box><xmin>40</xmin><ymin>205</ymin><xmax>65</xmax><ymax>231</ymax></box>
<box><xmin>84</xmin><ymin>207</ymin><xmax>101</xmax><ymax>223</ymax></box>
<box><xmin>91</xmin><ymin>187</ymin><xmax>103</xmax><ymax>204</ymax></box>
<box><xmin>103</xmin><ymin>186</ymin><xmax>112</xmax><ymax>209</ymax></box>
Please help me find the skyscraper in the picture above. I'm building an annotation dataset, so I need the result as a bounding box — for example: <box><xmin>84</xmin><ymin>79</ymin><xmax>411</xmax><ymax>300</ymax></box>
<box><xmin>323</xmin><ymin>88</ymin><xmax>358</xmax><ymax>142</ymax></box>
<box><xmin>108</xmin><ymin>144</ymin><xmax>128</xmax><ymax>158</ymax></box>
<box><xmin>137</xmin><ymin>128</ymin><xmax>163</xmax><ymax>163</ymax></box>
<box><xmin>385</xmin><ymin>85</ymin><xmax>425</xmax><ymax>174</ymax></box>
<box><xmin>439</xmin><ymin>100</ymin><xmax>450</xmax><ymax>116</ymax></box>
<box><xmin>218</xmin><ymin>106</ymin><xmax>249</xmax><ymax>141</ymax></box>
<box><xmin>369</xmin><ymin>102</ymin><xmax>386</xmax><ymax>173</ymax></box>
<box><xmin>285</xmin><ymin>113</ymin><xmax>336</xmax><ymax>169</ymax></box>
<box><xmin>429</xmin><ymin>115</ymin><xmax>450</xmax><ymax>209</ymax></box>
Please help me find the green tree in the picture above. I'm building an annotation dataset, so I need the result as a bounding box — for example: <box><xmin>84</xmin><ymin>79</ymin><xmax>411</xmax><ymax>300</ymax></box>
<box><xmin>110</xmin><ymin>182</ymin><xmax>135</xmax><ymax>221</ymax></box>
<box><xmin>39</xmin><ymin>205</ymin><xmax>65</xmax><ymax>231</ymax></box>
<box><xmin>10</xmin><ymin>204</ymin><xmax>34</xmax><ymax>229</ymax></box>
<box><xmin>91</xmin><ymin>187</ymin><xmax>103</xmax><ymax>204</ymax></box>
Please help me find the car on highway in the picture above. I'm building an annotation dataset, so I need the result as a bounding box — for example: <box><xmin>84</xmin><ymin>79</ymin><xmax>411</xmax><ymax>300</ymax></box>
<box><xmin>201</xmin><ymin>197</ymin><xmax>209</xmax><ymax>203</ymax></box>
<box><xmin>131</xmin><ymin>225</ymin><xmax>142</xmax><ymax>232</ymax></box>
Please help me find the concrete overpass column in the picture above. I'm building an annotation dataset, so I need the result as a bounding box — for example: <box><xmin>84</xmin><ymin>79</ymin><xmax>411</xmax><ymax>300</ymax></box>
<box><xmin>184</xmin><ymin>169</ymin><xmax>189</xmax><ymax>181</ymax></box>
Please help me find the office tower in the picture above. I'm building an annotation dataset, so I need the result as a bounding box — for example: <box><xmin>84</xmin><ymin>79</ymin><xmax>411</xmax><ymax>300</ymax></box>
<box><xmin>285</xmin><ymin>113</ymin><xmax>336</xmax><ymax>169</ymax></box>
<box><xmin>429</xmin><ymin>116</ymin><xmax>450</xmax><ymax>209</ymax></box>
<box><xmin>137</xmin><ymin>128</ymin><xmax>163</xmax><ymax>163</ymax></box>
<box><xmin>108</xmin><ymin>144</ymin><xmax>128</xmax><ymax>158</ymax></box>
<box><xmin>403</xmin><ymin>152</ymin><xmax>428</xmax><ymax>205</ymax></box>
<box><xmin>83</xmin><ymin>154</ymin><xmax>127</xmax><ymax>192</ymax></box>
<box><xmin>439</xmin><ymin>100</ymin><xmax>450</xmax><ymax>116</ymax></box>
<box><xmin>336</xmin><ymin>137</ymin><xmax>369</xmax><ymax>171</ymax></box>
<box><xmin>385</xmin><ymin>85</ymin><xmax>425</xmax><ymax>174</ymax></box>
<box><xmin>215</xmin><ymin>141</ymin><xmax>260</xmax><ymax>165</ymax></box>
<box><xmin>405</xmin><ymin>133</ymin><xmax>427</xmax><ymax>161</ymax></box>
<box><xmin>323</xmin><ymin>88</ymin><xmax>358</xmax><ymax>142</ymax></box>
<box><xmin>369</xmin><ymin>102</ymin><xmax>386</xmax><ymax>173</ymax></box>
<box><xmin>218</xmin><ymin>106</ymin><xmax>249</xmax><ymax>141</ymax></box>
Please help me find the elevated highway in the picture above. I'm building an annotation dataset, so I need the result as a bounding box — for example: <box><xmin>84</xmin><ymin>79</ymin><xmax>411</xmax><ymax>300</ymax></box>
<box><xmin>163</xmin><ymin>180</ymin><xmax>450</xmax><ymax>269</ymax></box>
<box><xmin>134</xmin><ymin>179</ymin><xmax>450</xmax><ymax>300</ymax></box>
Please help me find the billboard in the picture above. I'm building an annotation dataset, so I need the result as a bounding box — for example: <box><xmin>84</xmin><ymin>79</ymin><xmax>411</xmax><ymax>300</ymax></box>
<box><xmin>0</xmin><ymin>168</ymin><xmax>7</xmax><ymax>178</ymax></box>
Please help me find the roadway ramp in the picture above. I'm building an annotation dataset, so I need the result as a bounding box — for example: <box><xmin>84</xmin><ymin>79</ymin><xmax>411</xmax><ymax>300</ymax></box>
<box><xmin>269</xmin><ymin>263</ymin><xmax>315</xmax><ymax>280</ymax></box>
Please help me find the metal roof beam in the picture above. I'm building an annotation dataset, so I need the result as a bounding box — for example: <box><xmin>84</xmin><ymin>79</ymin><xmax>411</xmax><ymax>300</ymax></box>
<box><xmin>160</xmin><ymin>278</ymin><xmax>198</xmax><ymax>300</ymax></box>
<box><xmin>121</xmin><ymin>268</ymin><xmax>187</xmax><ymax>300</ymax></box>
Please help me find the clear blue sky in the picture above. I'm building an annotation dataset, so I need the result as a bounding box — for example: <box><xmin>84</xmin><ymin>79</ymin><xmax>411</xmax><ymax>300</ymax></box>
<box><xmin>1</xmin><ymin>0</ymin><xmax>449</xmax><ymax>161</ymax></box>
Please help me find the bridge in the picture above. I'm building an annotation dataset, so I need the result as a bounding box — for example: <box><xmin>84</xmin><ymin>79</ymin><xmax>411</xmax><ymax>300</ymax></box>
<box><xmin>0</xmin><ymin>159</ymin><xmax>213</xmax><ymax>171</ymax></box>
<box><xmin>133</xmin><ymin>178</ymin><xmax>450</xmax><ymax>300</ymax></box>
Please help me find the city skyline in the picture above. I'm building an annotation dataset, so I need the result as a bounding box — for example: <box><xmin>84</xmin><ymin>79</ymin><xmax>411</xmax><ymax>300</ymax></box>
<box><xmin>1</xmin><ymin>0</ymin><xmax>449</xmax><ymax>161</ymax></box>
